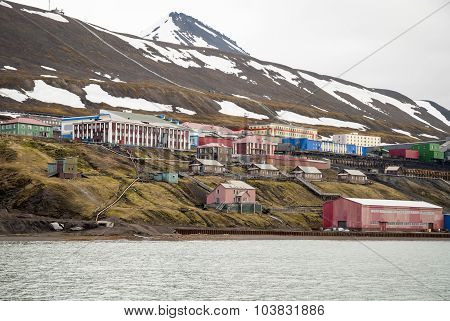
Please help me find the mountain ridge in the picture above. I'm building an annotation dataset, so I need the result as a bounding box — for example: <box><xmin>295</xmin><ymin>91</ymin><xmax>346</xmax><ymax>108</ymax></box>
<box><xmin>0</xmin><ymin>1</ymin><xmax>448</xmax><ymax>142</ymax></box>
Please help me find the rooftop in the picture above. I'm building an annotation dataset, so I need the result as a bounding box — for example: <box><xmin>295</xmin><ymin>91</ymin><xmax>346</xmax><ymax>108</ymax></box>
<box><xmin>292</xmin><ymin>166</ymin><xmax>322</xmax><ymax>174</ymax></box>
<box><xmin>221</xmin><ymin>180</ymin><xmax>255</xmax><ymax>190</ymax></box>
<box><xmin>197</xmin><ymin>143</ymin><xmax>231</xmax><ymax>149</ymax></box>
<box><xmin>339</xmin><ymin>169</ymin><xmax>366</xmax><ymax>176</ymax></box>
<box><xmin>99</xmin><ymin>110</ymin><xmax>184</xmax><ymax>129</ymax></box>
<box><xmin>1</xmin><ymin>117</ymin><xmax>52</xmax><ymax>127</ymax></box>
<box><xmin>249</xmin><ymin>163</ymin><xmax>279</xmax><ymax>171</ymax></box>
<box><xmin>192</xmin><ymin>159</ymin><xmax>224</xmax><ymax>167</ymax></box>
<box><xmin>345</xmin><ymin>198</ymin><xmax>442</xmax><ymax>209</ymax></box>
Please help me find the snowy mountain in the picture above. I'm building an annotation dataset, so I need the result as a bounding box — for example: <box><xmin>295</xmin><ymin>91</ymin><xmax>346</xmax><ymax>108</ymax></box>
<box><xmin>0</xmin><ymin>1</ymin><xmax>449</xmax><ymax>142</ymax></box>
<box><xmin>141</xmin><ymin>12</ymin><xmax>249</xmax><ymax>56</ymax></box>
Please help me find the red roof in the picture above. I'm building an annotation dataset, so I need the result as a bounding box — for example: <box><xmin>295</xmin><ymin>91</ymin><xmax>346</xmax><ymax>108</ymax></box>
<box><xmin>1</xmin><ymin>117</ymin><xmax>52</xmax><ymax>127</ymax></box>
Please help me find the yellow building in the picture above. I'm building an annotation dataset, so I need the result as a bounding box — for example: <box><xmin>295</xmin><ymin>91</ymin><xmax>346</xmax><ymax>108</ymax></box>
<box><xmin>248</xmin><ymin>123</ymin><xmax>318</xmax><ymax>140</ymax></box>
<box><xmin>332</xmin><ymin>133</ymin><xmax>381</xmax><ymax>147</ymax></box>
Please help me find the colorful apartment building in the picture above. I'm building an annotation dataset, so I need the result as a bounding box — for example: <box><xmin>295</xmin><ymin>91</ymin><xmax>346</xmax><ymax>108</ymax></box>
<box><xmin>332</xmin><ymin>133</ymin><xmax>381</xmax><ymax>147</ymax></box>
<box><xmin>248</xmin><ymin>123</ymin><xmax>318</xmax><ymax>140</ymax></box>
<box><xmin>232</xmin><ymin>135</ymin><xmax>276</xmax><ymax>155</ymax></box>
<box><xmin>0</xmin><ymin>118</ymin><xmax>53</xmax><ymax>138</ymax></box>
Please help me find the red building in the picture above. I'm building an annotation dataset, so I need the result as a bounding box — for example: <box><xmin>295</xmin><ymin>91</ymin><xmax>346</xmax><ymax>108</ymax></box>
<box><xmin>323</xmin><ymin>198</ymin><xmax>443</xmax><ymax>231</ymax></box>
<box><xmin>389</xmin><ymin>149</ymin><xmax>419</xmax><ymax>159</ymax></box>
<box><xmin>232</xmin><ymin>135</ymin><xmax>276</xmax><ymax>155</ymax></box>
<box><xmin>198</xmin><ymin>136</ymin><xmax>233</xmax><ymax>148</ymax></box>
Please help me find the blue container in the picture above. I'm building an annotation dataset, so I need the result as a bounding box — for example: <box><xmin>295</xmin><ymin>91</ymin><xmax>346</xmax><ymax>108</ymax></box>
<box><xmin>346</xmin><ymin>144</ymin><xmax>357</xmax><ymax>155</ymax></box>
<box><xmin>361</xmin><ymin>147</ymin><xmax>367</xmax><ymax>157</ymax></box>
<box><xmin>444</xmin><ymin>214</ymin><xmax>450</xmax><ymax>230</ymax></box>
<box><xmin>300</xmin><ymin>139</ymin><xmax>321</xmax><ymax>151</ymax></box>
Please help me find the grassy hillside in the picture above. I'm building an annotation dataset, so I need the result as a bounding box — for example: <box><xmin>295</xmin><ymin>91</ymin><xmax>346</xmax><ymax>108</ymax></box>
<box><xmin>1</xmin><ymin>136</ymin><xmax>448</xmax><ymax>235</ymax></box>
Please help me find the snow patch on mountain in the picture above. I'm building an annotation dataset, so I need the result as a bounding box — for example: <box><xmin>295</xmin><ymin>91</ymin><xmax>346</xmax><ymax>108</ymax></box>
<box><xmin>392</xmin><ymin>129</ymin><xmax>418</xmax><ymax>140</ymax></box>
<box><xmin>40</xmin><ymin>74</ymin><xmax>58</xmax><ymax>78</ymax></box>
<box><xmin>21</xmin><ymin>9</ymin><xmax>68</xmax><ymax>23</ymax></box>
<box><xmin>0</xmin><ymin>1</ymin><xmax>12</xmax><ymax>9</ymax></box>
<box><xmin>176</xmin><ymin>107</ymin><xmax>196</xmax><ymax>115</ymax></box>
<box><xmin>247</xmin><ymin>61</ymin><xmax>302</xmax><ymax>87</ymax></box>
<box><xmin>3</xmin><ymin>65</ymin><xmax>17</xmax><ymax>71</ymax></box>
<box><xmin>0</xmin><ymin>88</ymin><xmax>28</xmax><ymax>102</ymax></box>
<box><xmin>419</xmin><ymin>133</ymin><xmax>439</xmax><ymax>139</ymax></box>
<box><xmin>277</xmin><ymin>110</ymin><xmax>367</xmax><ymax>130</ymax></box>
<box><xmin>26</xmin><ymin>80</ymin><xmax>85</xmax><ymax>108</ymax></box>
<box><xmin>83</xmin><ymin>84</ymin><xmax>172</xmax><ymax>112</ymax></box>
<box><xmin>415</xmin><ymin>100</ymin><xmax>449</xmax><ymax>127</ymax></box>
<box><xmin>215</xmin><ymin>100</ymin><xmax>268</xmax><ymax>120</ymax></box>
<box><xmin>41</xmin><ymin>65</ymin><xmax>56</xmax><ymax>71</ymax></box>
<box><xmin>185</xmin><ymin>50</ymin><xmax>241</xmax><ymax>75</ymax></box>
<box><xmin>146</xmin><ymin>43</ymin><xmax>200</xmax><ymax>68</ymax></box>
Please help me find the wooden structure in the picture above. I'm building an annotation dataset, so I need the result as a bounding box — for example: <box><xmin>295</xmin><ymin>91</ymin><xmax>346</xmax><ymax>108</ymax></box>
<box><xmin>48</xmin><ymin>157</ymin><xmax>81</xmax><ymax>179</ymax></box>
<box><xmin>338</xmin><ymin>169</ymin><xmax>368</xmax><ymax>184</ymax></box>
<box><xmin>384</xmin><ymin>166</ymin><xmax>403</xmax><ymax>175</ymax></box>
<box><xmin>189</xmin><ymin>159</ymin><xmax>225</xmax><ymax>174</ymax></box>
<box><xmin>291</xmin><ymin>166</ymin><xmax>322</xmax><ymax>181</ymax></box>
<box><xmin>247</xmin><ymin>163</ymin><xmax>279</xmax><ymax>177</ymax></box>
<box><xmin>196</xmin><ymin>143</ymin><xmax>232</xmax><ymax>164</ymax></box>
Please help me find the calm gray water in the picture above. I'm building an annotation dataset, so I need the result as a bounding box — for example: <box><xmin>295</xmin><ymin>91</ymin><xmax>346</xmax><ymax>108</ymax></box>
<box><xmin>1</xmin><ymin>240</ymin><xmax>449</xmax><ymax>300</ymax></box>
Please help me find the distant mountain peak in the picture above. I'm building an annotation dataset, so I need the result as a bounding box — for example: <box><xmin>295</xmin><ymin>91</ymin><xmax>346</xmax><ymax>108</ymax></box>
<box><xmin>140</xmin><ymin>12</ymin><xmax>249</xmax><ymax>56</ymax></box>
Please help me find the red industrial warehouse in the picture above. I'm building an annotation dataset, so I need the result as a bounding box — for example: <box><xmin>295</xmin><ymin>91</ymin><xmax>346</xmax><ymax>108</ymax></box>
<box><xmin>323</xmin><ymin>198</ymin><xmax>443</xmax><ymax>231</ymax></box>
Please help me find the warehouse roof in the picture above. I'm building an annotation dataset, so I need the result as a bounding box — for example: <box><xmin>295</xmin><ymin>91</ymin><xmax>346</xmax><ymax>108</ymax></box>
<box><xmin>385</xmin><ymin>166</ymin><xmax>401</xmax><ymax>171</ymax></box>
<box><xmin>221</xmin><ymin>180</ymin><xmax>255</xmax><ymax>190</ymax></box>
<box><xmin>100</xmin><ymin>110</ymin><xmax>184</xmax><ymax>129</ymax></box>
<box><xmin>345</xmin><ymin>198</ymin><xmax>442</xmax><ymax>209</ymax></box>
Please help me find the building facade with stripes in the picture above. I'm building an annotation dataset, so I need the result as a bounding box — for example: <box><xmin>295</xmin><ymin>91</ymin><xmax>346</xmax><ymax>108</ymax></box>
<box><xmin>70</xmin><ymin>110</ymin><xmax>190</xmax><ymax>150</ymax></box>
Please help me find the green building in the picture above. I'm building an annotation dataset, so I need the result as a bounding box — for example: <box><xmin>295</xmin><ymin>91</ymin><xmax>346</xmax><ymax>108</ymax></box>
<box><xmin>0</xmin><ymin>117</ymin><xmax>53</xmax><ymax>138</ymax></box>
<box><xmin>411</xmin><ymin>143</ymin><xmax>444</xmax><ymax>162</ymax></box>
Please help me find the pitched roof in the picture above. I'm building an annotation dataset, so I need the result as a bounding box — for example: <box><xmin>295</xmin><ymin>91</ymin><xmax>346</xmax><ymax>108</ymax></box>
<box><xmin>197</xmin><ymin>143</ymin><xmax>231</xmax><ymax>149</ymax></box>
<box><xmin>292</xmin><ymin>166</ymin><xmax>321</xmax><ymax>174</ymax></box>
<box><xmin>181</xmin><ymin>122</ymin><xmax>234</xmax><ymax>135</ymax></box>
<box><xmin>339</xmin><ymin>169</ymin><xmax>366</xmax><ymax>176</ymax></box>
<box><xmin>1</xmin><ymin>117</ymin><xmax>52</xmax><ymax>127</ymax></box>
<box><xmin>345</xmin><ymin>198</ymin><xmax>442</xmax><ymax>209</ymax></box>
<box><xmin>221</xmin><ymin>180</ymin><xmax>255</xmax><ymax>190</ymax></box>
<box><xmin>235</xmin><ymin>135</ymin><xmax>276</xmax><ymax>145</ymax></box>
<box><xmin>385</xmin><ymin>166</ymin><xmax>401</xmax><ymax>171</ymax></box>
<box><xmin>100</xmin><ymin>110</ymin><xmax>183</xmax><ymax>129</ymax></box>
<box><xmin>191</xmin><ymin>159</ymin><xmax>224</xmax><ymax>167</ymax></box>
<box><xmin>249</xmin><ymin>163</ymin><xmax>279</xmax><ymax>171</ymax></box>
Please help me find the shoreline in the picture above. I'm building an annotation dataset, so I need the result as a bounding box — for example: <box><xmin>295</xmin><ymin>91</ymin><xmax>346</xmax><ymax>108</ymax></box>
<box><xmin>1</xmin><ymin>232</ymin><xmax>449</xmax><ymax>242</ymax></box>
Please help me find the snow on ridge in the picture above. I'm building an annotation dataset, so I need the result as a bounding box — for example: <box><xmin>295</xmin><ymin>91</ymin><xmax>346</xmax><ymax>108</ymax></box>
<box><xmin>20</xmin><ymin>9</ymin><xmax>69</xmax><ymax>23</ymax></box>
<box><xmin>3</xmin><ymin>65</ymin><xmax>17</xmax><ymax>71</ymax></box>
<box><xmin>277</xmin><ymin>110</ymin><xmax>367</xmax><ymax>131</ymax></box>
<box><xmin>89</xmin><ymin>78</ymin><xmax>105</xmax><ymax>83</ymax></box>
<box><xmin>186</xmin><ymin>50</ymin><xmax>241</xmax><ymax>75</ymax></box>
<box><xmin>247</xmin><ymin>60</ymin><xmax>301</xmax><ymax>87</ymax></box>
<box><xmin>0</xmin><ymin>88</ymin><xmax>28</xmax><ymax>102</ymax></box>
<box><xmin>392</xmin><ymin>129</ymin><xmax>418</xmax><ymax>140</ymax></box>
<box><xmin>194</xmin><ymin>22</ymin><xmax>217</xmax><ymax>37</ymax></box>
<box><xmin>176</xmin><ymin>107</ymin><xmax>196</xmax><ymax>115</ymax></box>
<box><xmin>415</xmin><ymin>100</ymin><xmax>449</xmax><ymax>127</ymax></box>
<box><xmin>41</xmin><ymin>65</ymin><xmax>57</xmax><ymax>71</ymax></box>
<box><xmin>40</xmin><ymin>74</ymin><xmax>58</xmax><ymax>78</ymax></box>
<box><xmin>215</xmin><ymin>100</ymin><xmax>268</xmax><ymax>120</ymax></box>
<box><xmin>311</xmin><ymin>105</ymin><xmax>328</xmax><ymax>113</ymax></box>
<box><xmin>26</xmin><ymin>80</ymin><xmax>85</xmax><ymax>108</ymax></box>
<box><xmin>363</xmin><ymin>115</ymin><xmax>375</xmax><ymax>120</ymax></box>
<box><xmin>0</xmin><ymin>1</ymin><xmax>12</xmax><ymax>9</ymax></box>
<box><xmin>419</xmin><ymin>133</ymin><xmax>439</xmax><ymax>139</ymax></box>
<box><xmin>83</xmin><ymin>84</ymin><xmax>172</xmax><ymax>112</ymax></box>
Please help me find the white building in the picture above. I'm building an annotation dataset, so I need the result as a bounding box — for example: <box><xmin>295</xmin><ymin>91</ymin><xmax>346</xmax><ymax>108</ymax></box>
<box><xmin>332</xmin><ymin>133</ymin><xmax>381</xmax><ymax>147</ymax></box>
<box><xmin>68</xmin><ymin>110</ymin><xmax>190</xmax><ymax>150</ymax></box>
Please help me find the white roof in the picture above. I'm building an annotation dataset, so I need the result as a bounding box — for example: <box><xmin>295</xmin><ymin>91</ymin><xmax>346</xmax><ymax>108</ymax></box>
<box><xmin>339</xmin><ymin>169</ymin><xmax>366</xmax><ymax>176</ymax></box>
<box><xmin>221</xmin><ymin>180</ymin><xmax>255</xmax><ymax>190</ymax></box>
<box><xmin>385</xmin><ymin>166</ymin><xmax>400</xmax><ymax>171</ymax></box>
<box><xmin>250</xmin><ymin>163</ymin><xmax>279</xmax><ymax>171</ymax></box>
<box><xmin>192</xmin><ymin>159</ymin><xmax>224</xmax><ymax>167</ymax></box>
<box><xmin>345</xmin><ymin>198</ymin><xmax>442</xmax><ymax>209</ymax></box>
<box><xmin>293</xmin><ymin>166</ymin><xmax>321</xmax><ymax>174</ymax></box>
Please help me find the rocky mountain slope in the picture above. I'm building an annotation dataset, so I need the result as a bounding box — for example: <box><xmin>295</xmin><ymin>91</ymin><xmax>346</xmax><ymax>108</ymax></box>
<box><xmin>141</xmin><ymin>12</ymin><xmax>249</xmax><ymax>56</ymax></box>
<box><xmin>0</xmin><ymin>1</ymin><xmax>448</xmax><ymax>142</ymax></box>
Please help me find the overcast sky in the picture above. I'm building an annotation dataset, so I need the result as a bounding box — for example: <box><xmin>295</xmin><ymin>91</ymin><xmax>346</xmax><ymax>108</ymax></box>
<box><xmin>12</xmin><ymin>0</ymin><xmax>450</xmax><ymax>108</ymax></box>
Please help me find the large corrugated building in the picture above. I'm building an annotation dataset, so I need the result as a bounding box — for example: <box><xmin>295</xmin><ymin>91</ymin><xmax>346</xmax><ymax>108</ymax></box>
<box><xmin>323</xmin><ymin>198</ymin><xmax>443</xmax><ymax>231</ymax></box>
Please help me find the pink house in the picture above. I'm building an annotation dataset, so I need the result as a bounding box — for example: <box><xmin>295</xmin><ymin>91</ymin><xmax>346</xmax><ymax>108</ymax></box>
<box><xmin>206</xmin><ymin>180</ymin><xmax>256</xmax><ymax>205</ymax></box>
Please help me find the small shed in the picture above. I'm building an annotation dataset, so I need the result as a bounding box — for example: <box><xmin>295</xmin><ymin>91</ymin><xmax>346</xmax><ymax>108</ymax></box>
<box><xmin>48</xmin><ymin>157</ymin><xmax>81</xmax><ymax>179</ymax></box>
<box><xmin>247</xmin><ymin>163</ymin><xmax>279</xmax><ymax>177</ymax></box>
<box><xmin>384</xmin><ymin>166</ymin><xmax>403</xmax><ymax>175</ymax></box>
<box><xmin>189</xmin><ymin>158</ymin><xmax>225</xmax><ymax>174</ymax></box>
<box><xmin>153</xmin><ymin>172</ymin><xmax>179</xmax><ymax>184</ymax></box>
<box><xmin>338</xmin><ymin>169</ymin><xmax>367</xmax><ymax>184</ymax></box>
<box><xmin>291</xmin><ymin>166</ymin><xmax>322</xmax><ymax>181</ymax></box>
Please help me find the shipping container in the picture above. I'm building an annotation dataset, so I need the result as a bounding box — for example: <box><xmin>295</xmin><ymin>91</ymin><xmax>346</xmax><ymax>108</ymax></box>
<box><xmin>300</xmin><ymin>138</ymin><xmax>321</xmax><ymax>151</ymax></box>
<box><xmin>445</xmin><ymin>214</ymin><xmax>450</xmax><ymax>231</ymax></box>
<box><xmin>346</xmin><ymin>144</ymin><xmax>357</xmax><ymax>155</ymax></box>
<box><xmin>389</xmin><ymin>149</ymin><xmax>419</xmax><ymax>159</ymax></box>
<box><xmin>411</xmin><ymin>143</ymin><xmax>444</xmax><ymax>162</ymax></box>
